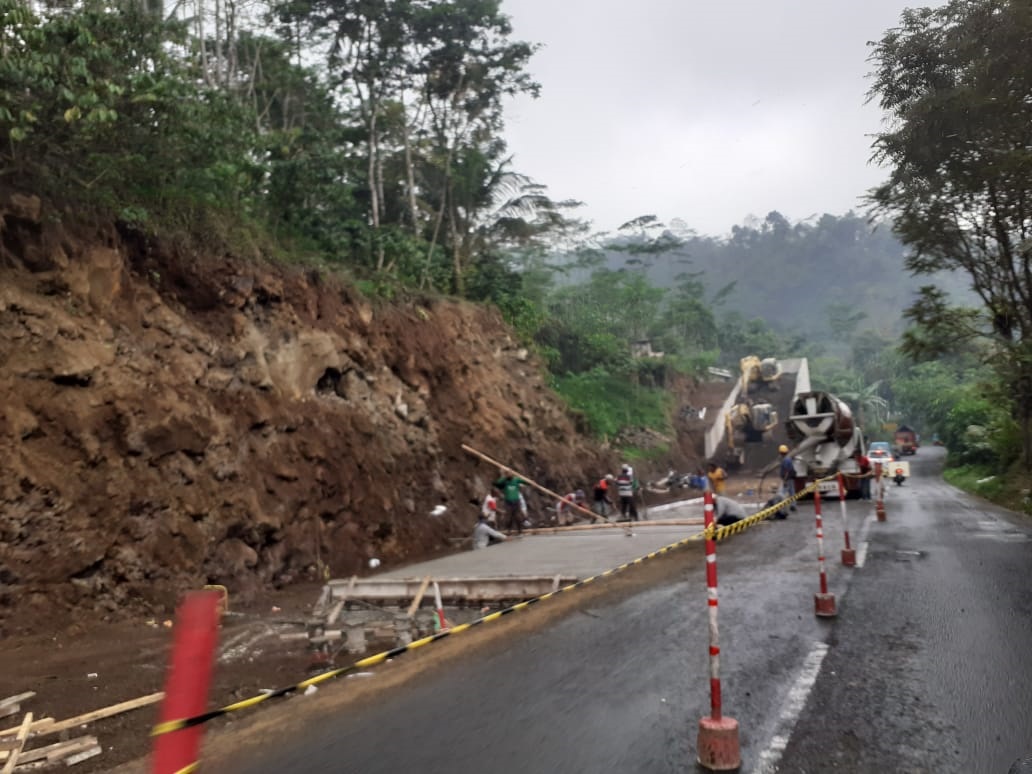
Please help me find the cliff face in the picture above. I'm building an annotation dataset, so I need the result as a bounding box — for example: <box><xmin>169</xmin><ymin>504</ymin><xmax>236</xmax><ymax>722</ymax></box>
<box><xmin>0</xmin><ymin>194</ymin><xmax>610</xmax><ymax>632</ymax></box>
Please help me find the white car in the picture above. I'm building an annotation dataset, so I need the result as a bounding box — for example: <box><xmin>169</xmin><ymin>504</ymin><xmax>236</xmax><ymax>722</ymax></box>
<box><xmin>868</xmin><ymin>441</ymin><xmax>894</xmax><ymax>464</ymax></box>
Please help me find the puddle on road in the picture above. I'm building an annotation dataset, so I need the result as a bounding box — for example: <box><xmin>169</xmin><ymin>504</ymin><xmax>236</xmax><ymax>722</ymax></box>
<box><xmin>974</xmin><ymin>521</ymin><xmax>1031</xmax><ymax>543</ymax></box>
<box><xmin>894</xmin><ymin>549</ymin><xmax>925</xmax><ymax>560</ymax></box>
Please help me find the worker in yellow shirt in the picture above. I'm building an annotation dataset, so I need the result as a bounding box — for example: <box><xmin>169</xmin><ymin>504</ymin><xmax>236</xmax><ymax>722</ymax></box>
<box><xmin>706</xmin><ymin>462</ymin><xmax>728</xmax><ymax>495</ymax></box>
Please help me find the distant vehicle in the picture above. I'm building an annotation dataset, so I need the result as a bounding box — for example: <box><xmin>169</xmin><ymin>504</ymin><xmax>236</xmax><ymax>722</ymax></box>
<box><xmin>724</xmin><ymin>398</ymin><xmax>778</xmax><ymax>468</ymax></box>
<box><xmin>868</xmin><ymin>441</ymin><xmax>894</xmax><ymax>463</ymax></box>
<box><xmin>739</xmin><ymin>355</ymin><xmax>781</xmax><ymax>394</ymax></box>
<box><xmin>868</xmin><ymin>441</ymin><xmax>908</xmax><ymax>482</ymax></box>
<box><xmin>893</xmin><ymin>425</ymin><xmax>919</xmax><ymax>456</ymax></box>
<box><xmin>785</xmin><ymin>391</ymin><xmax>865</xmax><ymax>498</ymax></box>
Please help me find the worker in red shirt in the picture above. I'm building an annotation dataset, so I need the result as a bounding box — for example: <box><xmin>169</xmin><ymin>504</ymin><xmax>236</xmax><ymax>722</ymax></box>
<box><xmin>592</xmin><ymin>474</ymin><xmax>614</xmax><ymax>517</ymax></box>
<box><xmin>855</xmin><ymin>450</ymin><xmax>872</xmax><ymax>500</ymax></box>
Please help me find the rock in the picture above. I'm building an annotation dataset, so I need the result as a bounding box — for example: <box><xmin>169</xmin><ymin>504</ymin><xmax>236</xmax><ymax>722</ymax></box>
<box><xmin>7</xmin><ymin>193</ymin><xmax>41</xmax><ymax>222</ymax></box>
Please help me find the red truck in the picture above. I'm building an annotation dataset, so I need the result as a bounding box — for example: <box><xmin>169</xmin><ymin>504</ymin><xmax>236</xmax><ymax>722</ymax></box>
<box><xmin>893</xmin><ymin>425</ymin><xmax>919</xmax><ymax>456</ymax></box>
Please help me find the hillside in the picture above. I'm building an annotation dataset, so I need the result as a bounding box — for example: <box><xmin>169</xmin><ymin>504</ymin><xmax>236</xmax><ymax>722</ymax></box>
<box><xmin>0</xmin><ymin>190</ymin><xmax>754</xmax><ymax>638</ymax></box>
<box><xmin>0</xmin><ymin>193</ymin><xmax>626</xmax><ymax>634</ymax></box>
<box><xmin>585</xmin><ymin>211</ymin><xmax>973</xmax><ymax>348</ymax></box>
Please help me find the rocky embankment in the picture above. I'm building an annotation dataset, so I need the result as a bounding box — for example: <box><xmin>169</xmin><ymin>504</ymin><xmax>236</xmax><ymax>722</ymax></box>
<box><xmin>0</xmin><ymin>193</ymin><xmax>611</xmax><ymax>633</ymax></box>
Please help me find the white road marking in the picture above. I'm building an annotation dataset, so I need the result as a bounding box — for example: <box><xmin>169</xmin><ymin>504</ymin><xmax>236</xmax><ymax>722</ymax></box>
<box><xmin>753</xmin><ymin>642</ymin><xmax>830</xmax><ymax>774</ymax></box>
<box><xmin>856</xmin><ymin>540</ymin><xmax>869</xmax><ymax>568</ymax></box>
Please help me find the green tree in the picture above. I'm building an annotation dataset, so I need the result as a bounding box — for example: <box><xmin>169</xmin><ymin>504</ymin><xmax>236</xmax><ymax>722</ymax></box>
<box><xmin>0</xmin><ymin>0</ymin><xmax>259</xmax><ymax>221</ymax></box>
<box><xmin>838</xmin><ymin>378</ymin><xmax>890</xmax><ymax>430</ymax></box>
<box><xmin>868</xmin><ymin>0</ymin><xmax>1032</xmax><ymax>467</ymax></box>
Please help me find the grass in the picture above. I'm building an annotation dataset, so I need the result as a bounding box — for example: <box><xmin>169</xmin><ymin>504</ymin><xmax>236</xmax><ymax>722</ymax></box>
<box><xmin>553</xmin><ymin>370</ymin><xmax>671</xmax><ymax>439</ymax></box>
<box><xmin>943</xmin><ymin>463</ymin><xmax>1032</xmax><ymax>515</ymax></box>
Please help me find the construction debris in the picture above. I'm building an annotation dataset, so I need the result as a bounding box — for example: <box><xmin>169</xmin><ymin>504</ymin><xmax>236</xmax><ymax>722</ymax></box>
<box><xmin>0</xmin><ymin>697</ymin><xmax>33</xmax><ymax>721</ymax></box>
<box><xmin>0</xmin><ymin>712</ymin><xmax>32</xmax><ymax>773</ymax></box>
<box><xmin>0</xmin><ymin>736</ymin><xmax>99</xmax><ymax>768</ymax></box>
<box><xmin>0</xmin><ymin>691</ymin><xmax>166</xmax><ymax>770</ymax></box>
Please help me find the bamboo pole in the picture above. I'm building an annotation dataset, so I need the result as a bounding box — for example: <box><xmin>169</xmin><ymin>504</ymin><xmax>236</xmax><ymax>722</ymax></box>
<box><xmin>460</xmin><ymin>444</ymin><xmax>633</xmax><ymax>536</ymax></box>
<box><xmin>522</xmin><ymin>519</ymin><xmax>704</xmax><ymax>536</ymax></box>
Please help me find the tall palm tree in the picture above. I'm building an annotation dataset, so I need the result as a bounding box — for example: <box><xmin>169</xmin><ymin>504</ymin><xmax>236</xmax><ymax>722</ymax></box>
<box><xmin>840</xmin><ymin>378</ymin><xmax>890</xmax><ymax>430</ymax></box>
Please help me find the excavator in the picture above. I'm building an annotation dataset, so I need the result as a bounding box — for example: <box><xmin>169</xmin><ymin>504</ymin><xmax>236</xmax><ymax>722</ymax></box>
<box><xmin>724</xmin><ymin>397</ymin><xmax>778</xmax><ymax>467</ymax></box>
<box><xmin>740</xmin><ymin>355</ymin><xmax>782</xmax><ymax>394</ymax></box>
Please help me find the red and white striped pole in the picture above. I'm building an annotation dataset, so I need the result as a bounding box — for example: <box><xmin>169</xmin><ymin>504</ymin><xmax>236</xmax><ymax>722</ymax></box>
<box><xmin>813</xmin><ymin>489</ymin><xmax>837</xmax><ymax>617</ymax></box>
<box><xmin>152</xmin><ymin>590</ymin><xmax>222</xmax><ymax>774</ymax></box>
<box><xmin>696</xmin><ymin>490</ymin><xmax>740</xmax><ymax>771</ymax></box>
<box><xmin>433</xmin><ymin>581</ymin><xmax>450</xmax><ymax>631</ymax></box>
<box><xmin>875</xmin><ymin>462</ymin><xmax>886</xmax><ymax>521</ymax></box>
<box><xmin>837</xmin><ymin>473</ymin><xmax>856</xmax><ymax>567</ymax></box>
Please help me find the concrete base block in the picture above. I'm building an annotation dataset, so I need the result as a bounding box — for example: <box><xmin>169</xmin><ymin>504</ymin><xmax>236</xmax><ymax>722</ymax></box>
<box><xmin>815</xmin><ymin>592</ymin><xmax>838</xmax><ymax>617</ymax></box>
<box><xmin>697</xmin><ymin>715</ymin><xmax>740</xmax><ymax>771</ymax></box>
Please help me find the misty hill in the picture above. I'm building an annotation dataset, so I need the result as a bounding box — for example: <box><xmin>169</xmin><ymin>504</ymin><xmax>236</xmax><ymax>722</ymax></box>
<box><xmin>594</xmin><ymin>211</ymin><xmax>971</xmax><ymax>349</ymax></box>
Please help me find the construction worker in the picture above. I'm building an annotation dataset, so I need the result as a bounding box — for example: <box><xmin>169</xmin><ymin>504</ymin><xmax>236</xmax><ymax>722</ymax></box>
<box><xmin>714</xmin><ymin>495</ymin><xmax>746</xmax><ymax>526</ymax></box>
<box><xmin>616</xmin><ymin>465</ymin><xmax>640</xmax><ymax>521</ymax></box>
<box><xmin>556</xmin><ymin>490</ymin><xmax>586</xmax><ymax>526</ymax></box>
<box><xmin>481</xmin><ymin>492</ymin><xmax>499</xmax><ymax>526</ymax></box>
<box><xmin>472</xmin><ymin>513</ymin><xmax>507</xmax><ymax>549</ymax></box>
<box><xmin>778</xmin><ymin>445</ymin><xmax>798</xmax><ymax>512</ymax></box>
<box><xmin>592</xmin><ymin>474</ymin><xmax>614</xmax><ymax>517</ymax></box>
<box><xmin>706</xmin><ymin>462</ymin><xmax>728</xmax><ymax>495</ymax></box>
<box><xmin>854</xmin><ymin>450</ymin><xmax>872</xmax><ymax>500</ymax></box>
<box><xmin>493</xmin><ymin>473</ymin><xmax>526</xmax><ymax>534</ymax></box>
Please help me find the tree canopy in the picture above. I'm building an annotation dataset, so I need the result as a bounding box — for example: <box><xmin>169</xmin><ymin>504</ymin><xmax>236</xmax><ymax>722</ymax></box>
<box><xmin>868</xmin><ymin>0</ymin><xmax>1032</xmax><ymax>466</ymax></box>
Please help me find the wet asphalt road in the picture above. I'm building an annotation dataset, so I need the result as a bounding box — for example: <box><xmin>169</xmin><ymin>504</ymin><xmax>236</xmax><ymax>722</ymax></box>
<box><xmin>780</xmin><ymin>448</ymin><xmax>1032</xmax><ymax>773</ymax></box>
<box><xmin>230</xmin><ymin>447</ymin><xmax>1032</xmax><ymax>773</ymax></box>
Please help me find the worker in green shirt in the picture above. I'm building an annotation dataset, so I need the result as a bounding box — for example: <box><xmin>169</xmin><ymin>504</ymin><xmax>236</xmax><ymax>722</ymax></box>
<box><xmin>493</xmin><ymin>473</ymin><xmax>525</xmax><ymax>534</ymax></box>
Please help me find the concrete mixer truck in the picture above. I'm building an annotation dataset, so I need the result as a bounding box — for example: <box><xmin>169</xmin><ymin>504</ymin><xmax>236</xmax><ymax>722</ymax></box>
<box><xmin>784</xmin><ymin>390</ymin><xmax>866</xmax><ymax>498</ymax></box>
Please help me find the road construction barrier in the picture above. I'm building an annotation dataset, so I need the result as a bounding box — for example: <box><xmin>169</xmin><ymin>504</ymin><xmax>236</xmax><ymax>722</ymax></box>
<box><xmin>152</xmin><ymin>590</ymin><xmax>222</xmax><ymax>774</ymax></box>
<box><xmin>836</xmin><ymin>473</ymin><xmax>856</xmax><ymax>567</ymax></box>
<box><xmin>151</xmin><ymin>480</ymin><xmax>830</xmax><ymax>741</ymax></box>
<box><xmin>697</xmin><ymin>490</ymin><xmax>741</xmax><ymax>771</ymax></box>
<box><xmin>875</xmin><ymin>462</ymin><xmax>887</xmax><ymax>520</ymax></box>
<box><xmin>813</xmin><ymin>489</ymin><xmax>837</xmax><ymax>617</ymax></box>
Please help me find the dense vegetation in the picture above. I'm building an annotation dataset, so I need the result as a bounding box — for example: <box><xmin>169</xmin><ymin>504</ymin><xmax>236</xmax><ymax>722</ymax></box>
<box><xmin>865</xmin><ymin>0</ymin><xmax>1032</xmax><ymax>506</ymax></box>
<box><xmin>3</xmin><ymin>0</ymin><xmax>1031</xmax><ymax>504</ymax></box>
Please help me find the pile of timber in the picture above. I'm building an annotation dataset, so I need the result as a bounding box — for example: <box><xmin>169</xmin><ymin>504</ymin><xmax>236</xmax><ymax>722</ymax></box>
<box><xmin>0</xmin><ymin>691</ymin><xmax>163</xmax><ymax>770</ymax></box>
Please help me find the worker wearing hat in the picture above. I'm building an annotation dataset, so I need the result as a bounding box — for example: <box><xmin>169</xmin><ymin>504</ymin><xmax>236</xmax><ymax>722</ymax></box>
<box><xmin>778</xmin><ymin>444</ymin><xmax>797</xmax><ymax>512</ymax></box>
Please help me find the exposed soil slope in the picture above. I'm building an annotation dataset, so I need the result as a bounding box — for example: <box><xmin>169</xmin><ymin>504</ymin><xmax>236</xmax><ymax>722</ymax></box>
<box><xmin>1</xmin><ymin>193</ymin><xmax>622</xmax><ymax>633</ymax></box>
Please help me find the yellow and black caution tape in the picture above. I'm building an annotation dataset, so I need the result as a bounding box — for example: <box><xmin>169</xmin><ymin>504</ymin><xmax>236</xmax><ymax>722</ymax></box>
<box><xmin>152</xmin><ymin>478</ymin><xmax>832</xmax><ymax>737</ymax></box>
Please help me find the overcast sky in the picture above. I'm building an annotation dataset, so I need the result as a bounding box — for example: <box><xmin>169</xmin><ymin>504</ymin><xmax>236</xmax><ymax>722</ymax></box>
<box><xmin>501</xmin><ymin>0</ymin><xmax>927</xmax><ymax>237</ymax></box>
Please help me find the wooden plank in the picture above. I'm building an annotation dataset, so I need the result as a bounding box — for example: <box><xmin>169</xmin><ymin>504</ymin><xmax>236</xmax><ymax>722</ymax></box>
<box><xmin>405</xmin><ymin>576</ymin><xmax>432</xmax><ymax>618</ymax></box>
<box><xmin>324</xmin><ymin>599</ymin><xmax>345</xmax><ymax>627</ymax></box>
<box><xmin>0</xmin><ymin>736</ymin><xmax>96</xmax><ymax>766</ymax></box>
<box><xmin>0</xmin><ymin>719</ymin><xmax>53</xmax><ymax>740</ymax></box>
<box><xmin>0</xmin><ymin>713</ymin><xmax>32</xmax><ymax>774</ymax></box>
<box><xmin>39</xmin><ymin>693</ymin><xmax>163</xmax><ymax>737</ymax></box>
<box><xmin>62</xmin><ymin>744</ymin><xmax>101</xmax><ymax>766</ymax></box>
<box><xmin>521</xmin><ymin>518</ymin><xmax>704</xmax><ymax>535</ymax></box>
<box><xmin>0</xmin><ymin>697</ymin><xmax>33</xmax><ymax>712</ymax></box>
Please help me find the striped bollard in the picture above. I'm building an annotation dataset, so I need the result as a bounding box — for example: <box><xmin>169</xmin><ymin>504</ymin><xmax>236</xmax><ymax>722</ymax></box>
<box><xmin>875</xmin><ymin>462</ymin><xmax>886</xmax><ymax>521</ymax></box>
<box><xmin>432</xmin><ymin>581</ymin><xmax>450</xmax><ymax>631</ymax></box>
<box><xmin>813</xmin><ymin>489</ymin><xmax>837</xmax><ymax>617</ymax></box>
<box><xmin>837</xmin><ymin>473</ymin><xmax>856</xmax><ymax>567</ymax></box>
<box><xmin>152</xmin><ymin>590</ymin><xmax>222</xmax><ymax>774</ymax></box>
<box><xmin>696</xmin><ymin>490</ymin><xmax>741</xmax><ymax>771</ymax></box>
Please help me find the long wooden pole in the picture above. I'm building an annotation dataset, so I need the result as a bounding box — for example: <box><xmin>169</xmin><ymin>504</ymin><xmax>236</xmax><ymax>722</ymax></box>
<box><xmin>460</xmin><ymin>444</ymin><xmax>633</xmax><ymax>536</ymax></box>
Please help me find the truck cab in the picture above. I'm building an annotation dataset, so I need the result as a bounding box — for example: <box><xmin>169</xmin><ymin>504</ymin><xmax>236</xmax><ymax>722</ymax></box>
<box><xmin>893</xmin><ymin>425</ymin><xmax>919</xmax><ymax>456</ymax></box>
